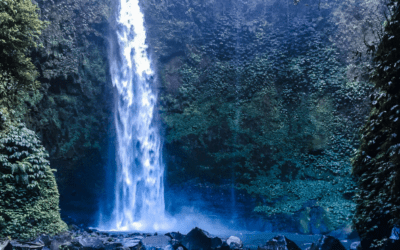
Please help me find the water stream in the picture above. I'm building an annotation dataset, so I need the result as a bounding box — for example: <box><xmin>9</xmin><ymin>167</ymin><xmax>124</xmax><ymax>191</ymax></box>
<box><xmin>101</xmin><ymin>0</ymin><xmax>169</xmax><ymax>231</ymax></box>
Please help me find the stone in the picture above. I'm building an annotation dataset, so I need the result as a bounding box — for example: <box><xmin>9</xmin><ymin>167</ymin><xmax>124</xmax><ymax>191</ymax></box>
<box><xmin>210</xmin><ymin>238</ymin><xmax>223</xmax><ymax>249</ymax></box>
<box><xmin>165</xmin><ymin>233</ymin><xmax>184</xmax><ymax>242</ymax></box>
<box><xmin>181</xmin><ymin>228</ymin><xmax>212</xmax><ymax>250</ymax></box>
<box><xmin>389</xmin><ymin>226</ymin><xmax>400</xmax><ymax>240</ymax></box>
<box><xmin>0</xmin><ymin>240</ymin><xmax>10</xmax><ymax>250</ymax></box>
<box><xmin>140</xmin><ymin>235</ymin><xmax>173</xmax><ymax>250</ymax></box>
<box><xmin>118</xmin><ymin>238</ymin><xmax>141</xmax><ymax>249</ymax></box>
<box><xmin>215</xmin><ymin>242</ymin><xmax>230</xmax><ymax>250</ymax></box>
<box><xmin>37</xmin><ymin>235</ymin><xmax>51</xmax><ymax>247</ymax></box>
<box><xmin>258</xmin><ymin>235</ymin><xmax>301</xmax><ymax>250</ymax></box>
<box><xmin>50</xmin><ymin>233</ymin><xmax>73</xmax><ymax>250</ymax></box>
<box><xmin>309</xmin><ymin>235</ymin><xmax>346</xmax><ymax>250</ymax></box>
<box><xmin>226</xmin><ymin>237</ymin><xmax>242</xmax><ymax>249</ymax></box>
<box><xmin>9</xmin><ymin>241</ymin><xmax>44</xmax><ymax>250</ymax></box>
<box><xmin>328</xmin><ymin>224</ymin><xmax>358</xmax><ymax>240</ymax></box>
<box><xmin>383</xmin><ymin>227</ymin><xmax>400</xmax><ymax>250</ymax></box>
<box><xmin>77</xmin><ymin>237</ymin><xmax>105</xmax><ymax>249</ymax></box>
<box><xmin>350</xmin><ymin>241</ymin><xmax>361</xmax><ymax>250</ymax></box>
<box><xmin>170</xmin><ymin>239</ymin><xmax>187</xmax><ymax>250</ymax></box>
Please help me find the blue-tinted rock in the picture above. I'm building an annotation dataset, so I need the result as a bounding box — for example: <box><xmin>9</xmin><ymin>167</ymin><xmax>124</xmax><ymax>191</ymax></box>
<box><xmin>258</xmin><ymin>235</ymin><xmax>300</xmax><ymax>250</ymax></box>
<box><xmin>9</xmin><ymin>241</ymin><xmax>44</xmax><ymax>250</ymax></box>
<box><xmin>0</xmin><ymin>240</ymin><xmax>10</xmax><ymax>250</ymax></box>
<box><xmin>77</xmin><ymin>237</ymin><xmax>105</xmax><ymax>249</ymax></box>
<box><xmin>181</xmin><ymin>228</ymin><xmax>212</xmax><ymax>250</ymax></box>
<box><xmin>165</xmin><ymin>233</ymin><xmax>184</xmax><ymax>242</ymax></box>
<box><xmin>389</xmin><ymin>226</ymin><xmax>400</xmax><ymax>240</ymax></box>
<box><xmin>210</xmin><ymin>238</ymin><xmax>222</xmax><ymax>249</ymax></box>
<box><xmin>140</xmin><ymin>235</ymin><xmax>173</xmax><ymax>250</ymax></box>
<box><xmin>350</xmin><ymin>241</ymin><xmax>361</xmax><ymax>250</ymax></box>
<box><xmin>50</xmin><ymin>233</ymin><xmax>73</xmax><ymax>250</ymax></box>
<box><xmin>309</xmin><ymin>235</ymin><xmax>345</xmax><ymax>250</ymax></box>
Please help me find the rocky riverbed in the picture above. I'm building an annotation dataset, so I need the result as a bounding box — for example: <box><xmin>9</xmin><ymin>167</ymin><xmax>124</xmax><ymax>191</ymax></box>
<box><xmin>0</xmin><ymin>226</ymin><xmax>366</xmax><ymax>250</ymax></box>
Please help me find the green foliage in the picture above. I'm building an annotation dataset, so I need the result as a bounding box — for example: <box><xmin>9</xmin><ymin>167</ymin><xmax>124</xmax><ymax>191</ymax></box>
<box><xmin>160</xmin><ymin>47</ymin><xmax>368</xmax><ymax>230</ymax></box>
<box><xmin>0</xmin><ymin>113</ymin><xmax>67</xmax><ymax>239</ymax></box>
<box><xmin>352</xmin><ymin>1</ymin><xmax>400</xmax><ymax>247</ymax></box>
<box><xmin>0</xmin><ymin>0</ymin><xmax>48</xmax><ymax>108</ymax></box>
<box><xmin>27</xmin><ymin>0</ymin><xmax>112</xmax><ymax>161</ymax></box>
<box><xmin>152</xmin><ymin>0</ymin><xmax>374</xmax><ymax>231</ymax></box>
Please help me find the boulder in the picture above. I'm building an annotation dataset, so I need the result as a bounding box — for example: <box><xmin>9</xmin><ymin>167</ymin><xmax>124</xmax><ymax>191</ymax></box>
<box><xmin>118</xmin><ymin>238</ymin><xmax>141</xmax><ymax>249</ymax></box>
<box><xmin>210</xmin><ymin>238</ymin><xmax>223</xmax><ymax>249</ymax></box>
<box><xmin>308</xmin><ymin>235</ymin><xmax>346</xmax><ymax>250</ymax></box>
<box><xmin>0</xmin><ymin>240</ymin><xmax>10</xmax><ymax>250</ymax></box>
<box><xmin>381</xmin><ymin>226</ymin><xmax>400</xmax><ymax>250</ymax></box>
<box><xmin>165</xmin><ymin>233</ymin><xmax>184</xmax><ymax>242</ymax></box>
<box><xmin>9</xmin><ymin>241</ymin><xmax>44</xmax><ymax>250</ymax></box>
<box><xmin>170</xmin><ymin>239</ymin><xmax>188</xmax><ymax>250</ymax></box>
<box><xmin>215</xmin><ymin>242</ymin><xmax>230</xmax><ymax>250</ymax></box>
<box><xmin>181</xmin><ymin>228</ymin><xmax>213</xmax><ymax>250</ymax></box>
<box><xmin>258</xmin><ymin>235</ymin><xmax>300</xmax><ymax>250</ymax></box>
<box><xmin>77</xmin><ymin>237</ymin><xmax>105</xmax><ymax>249</ymax></box>
<box><xmin>140</xmin><ymin>235</ymin><xmax>173</xmax><ymax>250</ymax></box>
<box><xmin>37</xmin><ymin>235</ymin><xmax>51</xmax><ymax>247</ymax></box>
<box><xmin>50</xmin><ymin>233</ymin><xmax>73</xmax><ymax>250</ymax></box>
<box><xmin>350</xmin><ymin>241</ymin><xmax>361</xmax><ymax>250</ymax></box>
<box><xmin>389</xmin><ymin>225</ymin><xmax>400</xmax><ymax>240</ymax></box>
<box><xmin>226</xmin><ymin>237</ymin><xmax>242</xmax><ymax>249</ymax></box>
<box><xmin>103</xmin><ymin>241</ymin><xmax>123</xmax><ymax>250</ymax></box>
<box><xmin>328</xmin><ymin>224</ymin><xmax>359</xmax><ymax>240</ymax></box>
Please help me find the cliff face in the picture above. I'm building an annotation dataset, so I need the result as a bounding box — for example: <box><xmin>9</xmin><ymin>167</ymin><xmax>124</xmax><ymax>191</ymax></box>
<box><xmin>140</xmin><ymin>0</ymin><xmax>372</xmax><ymax>232</ymax></box>
<box><xmin>27</xmin><ymin>0</ymin><xmax>114</xmax><ymax>223</ymax></box>
<box><xmin>352</xmin><ymin>1</ymin><xmax>400</xmax><ymax>248</ymax></box>
<box><xmin>15</xmin><ymin>0</ymin><xmax>395</xmax><ymax>235</ymax></box>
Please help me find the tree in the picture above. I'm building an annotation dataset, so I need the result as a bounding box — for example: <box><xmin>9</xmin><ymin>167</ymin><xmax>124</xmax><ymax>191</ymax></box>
<box><xmin>0</xmin><ymin>0</ymin><xmax>47</xmax><ymax>107</ymax></box>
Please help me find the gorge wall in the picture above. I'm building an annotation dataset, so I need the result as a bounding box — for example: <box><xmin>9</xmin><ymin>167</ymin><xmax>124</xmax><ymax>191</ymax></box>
<box><xmin>16</xmin><ymin>0</ymin><xmax>386</xmax><ymax>234</ymax></box>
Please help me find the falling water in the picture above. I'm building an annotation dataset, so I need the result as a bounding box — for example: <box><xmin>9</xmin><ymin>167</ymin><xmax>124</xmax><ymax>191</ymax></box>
<box><xmin>103</xmin><ymin>0</ymin><xmax>170</xmax><ymax>231</ymax></box>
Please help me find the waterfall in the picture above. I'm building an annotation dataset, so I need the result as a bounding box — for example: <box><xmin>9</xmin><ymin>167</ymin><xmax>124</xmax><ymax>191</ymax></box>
<box><xmin>102</xmin><ymin>0</ymin><xmax>170</xmax><ymax>232</ymax></box>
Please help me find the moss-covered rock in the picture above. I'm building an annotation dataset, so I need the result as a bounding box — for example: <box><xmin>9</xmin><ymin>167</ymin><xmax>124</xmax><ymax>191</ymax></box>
<box><xmin>0</xmin><ymin>112</ymin><xmax>66</xmax><ymax>239</ymax></box>
<box><xmin>352</xmin><ymin>0</ymin><xmax>400</xmax><ymax>248</ymax></box>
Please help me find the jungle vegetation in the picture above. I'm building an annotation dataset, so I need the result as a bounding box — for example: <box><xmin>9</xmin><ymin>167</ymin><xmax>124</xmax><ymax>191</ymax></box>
<box><xmin>1</xmin><ymin>0</ymin><xmax>400</xmax><ymax>245</ymax></box>
<box><xmin>0</xmin><ymin>0</ymin><xmax>66</xmax><ymax>239</ymax></box>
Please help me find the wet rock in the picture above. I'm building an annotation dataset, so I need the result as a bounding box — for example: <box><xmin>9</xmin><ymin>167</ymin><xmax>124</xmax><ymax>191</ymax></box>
<box><xmin>170</xmin><ymin>239</ymin><xmax>187</xmax><ymax>250</ymax></box>
<box><xmin>309</xmin><ymin>235</ymin><xmax>346</xmax><ymax>250</ymax></box>
<box><xmin>140</xmin><ymin>235</ymin><xmax>173</xmax><ymax>250</ymax></box>
<box><xmin>328</xmin><ymin>224</ymin><xmax>359</xmax><ymax>240</ymax></box>
<box><xmin>76</xmin><ymin>237</ymin><xmax>105</xmax><ymax>249</ymax></box>
<box><xmin>9</xmin><ymin>240</ymin><xmax>44</xmax><ymax>250</ymax></box>
<box><xmin>226</xmin><ymin>237</ymin><xmax>242</xmax><ymax>249</ymax></box>
<box><xmin>181</xmin><ymin>228</ymin><xmax>212</xmax><ymax>250</ymax></box>
<box><xmin>165</xmin><ymin>233</ymin><xmax>184</xmax><ymax>242</ymax></box>
<box><xmin>258</xmin><ymin>235</ymin><xmax>300</xmax><ymax>250</ymax></box>
<box><xmin>214</xmin><ymin>242</ymin><xmax>229</xmax><ymax>250</ymax></box>
<box><xmin>389</xmin><ymin>225</ymin><xmax>400</xmax><ymax>240</ymax></box>
<box><xmin>118</xmin><ymin>238</ymin><xmax>141</xmax><ymax>249</ymax></box>
<box><xmin>128</xmin><ymin>233</ymin><xmax>143</xmax><ymax>238</ymax></box>
<box><xmin>50</xmin><ymin>233</ymin><xmax>73</xmax><ymax>250</ymax></box>
<box><xmin>86</xmin><ymin>228</ymin><xmax>98</xmax><ymax>234</ymax></box>
<box><xmin>382</xmin><ymin>226</ymin><xmax>400</xmax><ymax>250</ymax></box>
<box><xmin>37</xmin><ymin>235</ymin><xmax>51</xmax><ymax>247</ymax></box>
<box><xmin>0</xmin><ymin>240</ymin><xmax>10</xmax><ymax>250</ymax></box>
<box><xmin>350</xmin><ymin>241</ymin><xmax>361</xmax><ymax>250</ymax></box>
<box><xmin>103</xmin><ymin>242</ymin><xmax>123</xmax><ymax>250</ymax></box>
<box><xmin>210</xmin><ymin>238</ymin><xmax>222</xmax><ymax>249</ymax></box>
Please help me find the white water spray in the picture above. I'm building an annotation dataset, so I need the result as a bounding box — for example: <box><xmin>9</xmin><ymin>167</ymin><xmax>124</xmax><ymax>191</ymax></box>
<box><xmin>103</xmin><ymin>0</ymin><xmax>172</xmax><ymax>232</ymax></box>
